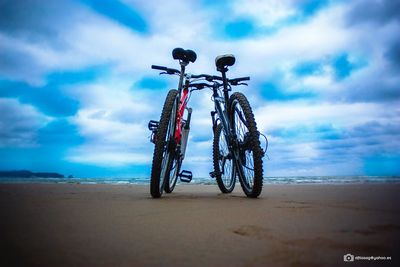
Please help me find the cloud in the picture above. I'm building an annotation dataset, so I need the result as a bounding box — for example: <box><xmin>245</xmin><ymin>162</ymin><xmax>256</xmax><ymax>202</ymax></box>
<box><xmin>37</xmin><ymin>118</ymin><xmax>83</xmax><ymax>148</ymax></box>
<box><xmin>63</xmin><ymin>80</ymin><xmax>158</xmax><ymax>166</ymax></box>
<box><xmin>260</xmin><ymin>80</ymin><xmax>316</xmax><ymax>101</ymax></box>
<box><xmin>264</xmin><ymin>115</ymin><xmax>400</xmax><ymax>176</ymax></box>
<box><xmin>0</xmin><ymin>98</ymin><xmax>51</xmax><ymax>147</ymax></box>
<box><xmin>384</xmin><ymin>38</ymin><xmax>400</xmax><ymax>70</ymax></box>
<box><xmin>255</xmin><ymin>101</ymin><xmax>396</xmax><ymax>132</ymax></box>
<box><xmin>67</xmin><ymin>146</ymin><xmax>151</xmax><ymax>166</ymax></box>
<box><xmin>327</xmin><ymin>59</ymin><xmax>400</xmax><ymax>103</ymax></box>
<box><xmin>0</xmin><ymin>0</ymin><xmax>399</xmax><ymax>176</ymax></box>
<box><xmin>0</xmin><ymin>0</ymin><xmax>82</xmax><ymax>44</ymax></box>
<box><xmin>346</xmin><ymin>0</ymin><xmax>400</xmax><ymax>26</ymax></box>
<box><xmin>0</xmin><ymin>64</ymin><xmax>112</xmax><ymax>121</ymax></box>
<box><xmin>0</xmin><ymin>36</ymin><xmax>46</xmax><ymax>84</ymax></box>
<box><xmin>0</xmin><ymin>1</ymin><xmax>102</xmax><ymax>85</ymax></box>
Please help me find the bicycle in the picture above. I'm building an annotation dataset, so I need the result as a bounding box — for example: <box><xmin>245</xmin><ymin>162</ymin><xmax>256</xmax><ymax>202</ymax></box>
<box><xmin>148</xmin><ymin>48</ymin><xmax>267</xmax><ymax>198</ymax></box>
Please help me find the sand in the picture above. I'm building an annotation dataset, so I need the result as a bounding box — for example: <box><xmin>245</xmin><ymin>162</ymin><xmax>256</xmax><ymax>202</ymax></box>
<box><xmin>0</xmin><ymin>183</ymin><xmax>399</xmax><ymax>267</ymax></box>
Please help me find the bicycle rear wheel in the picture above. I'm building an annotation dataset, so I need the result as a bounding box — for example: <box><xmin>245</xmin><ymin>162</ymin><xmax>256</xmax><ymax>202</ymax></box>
<box><xmin>229</xmin><ymin>92</ymin><xmax>263</xmax><ymax>198</ymax></box>
<box><xmin>213</xmin><ymin>123</ymin><xmax>235</xmax><ymax>193</ymax></box>
<box><xmin>150</xmin><ymin>89</ymin><xmax>178</xmax><ymax>198</ymax></box>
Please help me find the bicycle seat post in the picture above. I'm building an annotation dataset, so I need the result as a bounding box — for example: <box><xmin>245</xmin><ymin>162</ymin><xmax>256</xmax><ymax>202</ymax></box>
<box><xmin>178</xmin><ymin>60</ymin><xmax>188</xmax><ymax>92</ymax></box>
<box><xmin>218</xmin><ymin>68</ymin><xmax>230</xmax><ymax>108</ymax></box>
<box><xmin>215</xmin><ymin>54</ymin><xmax>236</xmax><ymax>106</ymax></box>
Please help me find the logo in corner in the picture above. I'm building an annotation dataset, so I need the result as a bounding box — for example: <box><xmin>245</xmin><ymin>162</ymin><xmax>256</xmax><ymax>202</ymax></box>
<box><xmin>344</xmin><ymin>253</ymin><xmax>355</xmax><ymax>262</ymax></box>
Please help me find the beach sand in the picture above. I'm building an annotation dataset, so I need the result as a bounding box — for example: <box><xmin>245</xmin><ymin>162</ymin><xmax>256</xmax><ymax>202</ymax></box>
<box><xmin>1</xmin><ymin>183</ymin><xmax>399</xmax><ymax>267</ymax></box>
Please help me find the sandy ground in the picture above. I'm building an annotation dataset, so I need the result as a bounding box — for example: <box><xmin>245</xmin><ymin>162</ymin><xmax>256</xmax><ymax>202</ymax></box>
<box><xmin>0</xmin><ymin>183</ymin><xmax>399</xmax><ymax>267</ymax></box>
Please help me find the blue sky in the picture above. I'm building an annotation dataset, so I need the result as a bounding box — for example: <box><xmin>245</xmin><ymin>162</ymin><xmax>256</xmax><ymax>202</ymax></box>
<box><xmin>0</xmin><ymin>0</ymin><xmax>399</xmax><ymax>177</ymax></box>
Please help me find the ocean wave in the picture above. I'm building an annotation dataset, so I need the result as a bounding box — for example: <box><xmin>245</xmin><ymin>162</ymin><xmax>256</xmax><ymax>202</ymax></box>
<box><xmin>1</xmin><ymin>176</ymin><xmax>399</xmax><ymax>185</ymax></box>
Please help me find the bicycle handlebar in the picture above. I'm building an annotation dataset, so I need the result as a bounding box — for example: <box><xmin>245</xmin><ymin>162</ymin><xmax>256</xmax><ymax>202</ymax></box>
<box><xmin>151</xmin><ymin>65</ymin><xmax>180</xmax><ymax>74</ymax></box>
<box><xmin>151</xmin><ymin>65</ymin><xmax>250</xmax><ymax>85</ymax></box>
<box><xmin>190</xmin><ymin>73</ymin><xmax>222</xmax><ymax>81</ymax></box>
<box><xmin>190</xmin><ymin>74</ymin><xmax>249</xmax><ymax>84</ymax></box>
<box><xmin>188</xmin><ymin>83</ymin><xmax>211</xmax><ymax>89</ymax></box>
<box><xmin>229</xmin><ymin>76</ymin><xmax>250</xmax><ymax>85</ymax></box>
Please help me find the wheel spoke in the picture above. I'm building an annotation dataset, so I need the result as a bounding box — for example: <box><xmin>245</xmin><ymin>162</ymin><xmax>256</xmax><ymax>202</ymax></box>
<box><xmin>217</xmin><ymin>125</ymin><xmax>234</xmax><ymax>190</ymax></box>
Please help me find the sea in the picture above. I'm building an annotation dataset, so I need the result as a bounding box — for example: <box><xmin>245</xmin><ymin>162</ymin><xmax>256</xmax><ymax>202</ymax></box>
<box><xmin>0</xmin><ymin>176</ymin><xmax>399</xmax><ymax>185</ymax></box>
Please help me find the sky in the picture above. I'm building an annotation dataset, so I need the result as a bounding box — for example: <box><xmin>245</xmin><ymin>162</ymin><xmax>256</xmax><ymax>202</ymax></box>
<box><xmin>0</xmin><ymin>0</ymin><xmax>399</xmax><ymax>178</ymax></box>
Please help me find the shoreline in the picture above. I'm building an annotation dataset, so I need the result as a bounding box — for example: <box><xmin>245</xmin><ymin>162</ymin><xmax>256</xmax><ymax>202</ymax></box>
<box><xmin>1</xmin><ymin>175</ymin><xmax>399</xmax><ymax>186</ymax></box>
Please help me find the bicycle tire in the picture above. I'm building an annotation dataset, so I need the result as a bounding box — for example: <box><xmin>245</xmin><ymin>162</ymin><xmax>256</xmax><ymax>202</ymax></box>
<box><xmin>150</xmin><ymin>89</ymin><xmax>178</xmax><ymax>198</ymax></box>
<box><xmin>229</xmin><ymin>92</ymin><xmax>263</xmax><ymax>198</ymax></box>
<box><xmin>213</xmin><ymin>123</ymin><xmax>236</xmax><ymax>193</ymax></box>
<box><xmin>164</xmin><ymin>157</ymin><xmax>181</xmax><ymax>193</ymax></box>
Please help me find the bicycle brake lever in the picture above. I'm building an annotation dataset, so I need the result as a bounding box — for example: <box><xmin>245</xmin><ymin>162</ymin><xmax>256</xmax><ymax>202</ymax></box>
<box><xmin>238</xmin><ymin>82</ymin><xmax>248</xmax><ymax>86</ymax></box>
<box><xmin>159</xmin><ymin>71</ymin><xmax>168</xmax><ymax>75</ymax></box>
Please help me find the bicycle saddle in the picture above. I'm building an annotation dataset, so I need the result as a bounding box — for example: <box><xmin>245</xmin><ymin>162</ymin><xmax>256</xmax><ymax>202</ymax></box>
<box><xmin>172</xmin><ymin>48</ymin><xmax>197</xmax><ymax>63</ymax></box>
<box><xmin>215</xmin><ymin>54</ymin><xmax>235</xmax><ymax>71</ymax></box>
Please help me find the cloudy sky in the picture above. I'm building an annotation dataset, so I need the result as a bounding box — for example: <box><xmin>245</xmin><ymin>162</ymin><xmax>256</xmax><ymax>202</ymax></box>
<box><xmin>0</xmin><ymin>0</ymin><xmax>399</xmax><ymax>178</ymax></box>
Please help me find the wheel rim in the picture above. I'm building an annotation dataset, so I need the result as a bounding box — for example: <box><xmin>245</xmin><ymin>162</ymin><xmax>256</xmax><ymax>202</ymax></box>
<box><xmin>218</xmin><ymin>128</ymin><xmax>235</xmax><ymax>190</ymax></box>
<box><xmin>232</xmin><ymin>102</ymin><xmax>255</xmax><ymax>191</ymax></box>
<box><xmin>159</xmin><ymin>99</ymin><xmax>177</xmax><ymax>193</ymax></box>
<box><xmin>168</xmin><ymin>157</ymin><xmax>180</xmax><ymax>188</ymax></box>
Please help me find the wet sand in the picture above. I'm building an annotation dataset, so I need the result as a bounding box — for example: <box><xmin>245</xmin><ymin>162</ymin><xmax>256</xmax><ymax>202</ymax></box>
<box><xmin>1</xmin><ymin>183</ymin><xmax>399</xmax><ymax>267</ymax></box>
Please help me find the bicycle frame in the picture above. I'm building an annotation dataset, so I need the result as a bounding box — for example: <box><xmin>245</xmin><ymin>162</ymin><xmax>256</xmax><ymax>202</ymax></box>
<box><xmin>174</xmin><ymin>81</ymin><xmax>189</xmax><ymax>144</ymax></box>
<box><xmin>213</xmin><ymin>89</ymin><xmax>230</xmax><ymax>139</ymax></box>
<box><xmin>211</xmin><ymin>75</ymin><xmax>233</xmax><ymax>144</ymax></box>
<box><xmin>155</xmin><ymin>60</ymin><xmax>246</xmax><ymax>171</ymax></box>
<box><xmin>172</xmin><ymin>63</ymin><xmax>190</xmax><ymax>147</ymax></box>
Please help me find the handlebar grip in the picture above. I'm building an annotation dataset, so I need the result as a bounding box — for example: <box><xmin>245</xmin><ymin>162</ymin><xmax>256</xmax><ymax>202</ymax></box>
<box><xmin>236</xmin><ymin>76</ymin><xmax>250</xmax><ymax>81</ymax></box>
<box><xmin>151</xmin><ymin>65</ymin><xmax>168</xmax><ymax>71</ymax></box>
<box><xmin>228</xmin><ymin>76</ymin><xmax>250</xmax><ymax>85</ymax></box>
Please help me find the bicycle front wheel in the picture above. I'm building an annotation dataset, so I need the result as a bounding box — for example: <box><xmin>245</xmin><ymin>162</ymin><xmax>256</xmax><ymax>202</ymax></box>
<box><xmin>164</xmin><ymin>156</ymin><xmax>181</xmax><ymax>193</ymax></box>
<box><xmin>150</xmin><ymin>89</ymin><xmax>178</xmax><ymax>198</ymax></box>
<box><xmin>229</xmin><ymin>92</ymin><xmax>263</xmax><ymax>198</ymax></box>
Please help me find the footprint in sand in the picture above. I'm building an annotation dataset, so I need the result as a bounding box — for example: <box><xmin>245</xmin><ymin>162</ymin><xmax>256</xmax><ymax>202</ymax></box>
<box><xmin>342</xmin><ymin>224</ymin><xmax>400</xmax><ymax>236</ymax></box>
<box><xmin>275</xmin><ymin>200</ymin><xmax>313</xmax><ymax>210</ymax></box>
<box><xmin>232</xmin><ymin>225</ymin><xmax>273</xmax><ymax>240</ymax></box>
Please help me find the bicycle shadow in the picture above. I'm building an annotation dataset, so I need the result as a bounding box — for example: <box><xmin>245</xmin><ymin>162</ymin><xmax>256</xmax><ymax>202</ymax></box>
<box><xmin>144</xmin><ymin>190</ymin><xmax>265</xmax><ymax>200</ymax></box>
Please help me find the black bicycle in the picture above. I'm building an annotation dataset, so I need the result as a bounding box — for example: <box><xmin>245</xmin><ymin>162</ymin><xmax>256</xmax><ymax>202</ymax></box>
<box><xmin>148</xmin><ymin>48</ymin><xmax>266</xmax><ymax>198</ymax></box>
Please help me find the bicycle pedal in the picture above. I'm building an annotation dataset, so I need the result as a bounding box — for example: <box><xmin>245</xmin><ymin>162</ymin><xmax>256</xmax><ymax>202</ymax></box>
<box><xmin>148</xmin><ymin>120</ymin><xmax>159</xmax><ymax>132</ymax></box>
<box><xmin>148</xmin><ymin>120</ymin><xmax>159</xmax><ymax>144</ymax></box>
<box><xmin>179</xmin><ymin>170</ymin><xmax>192</xmax><ymax>183</ymax></box>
